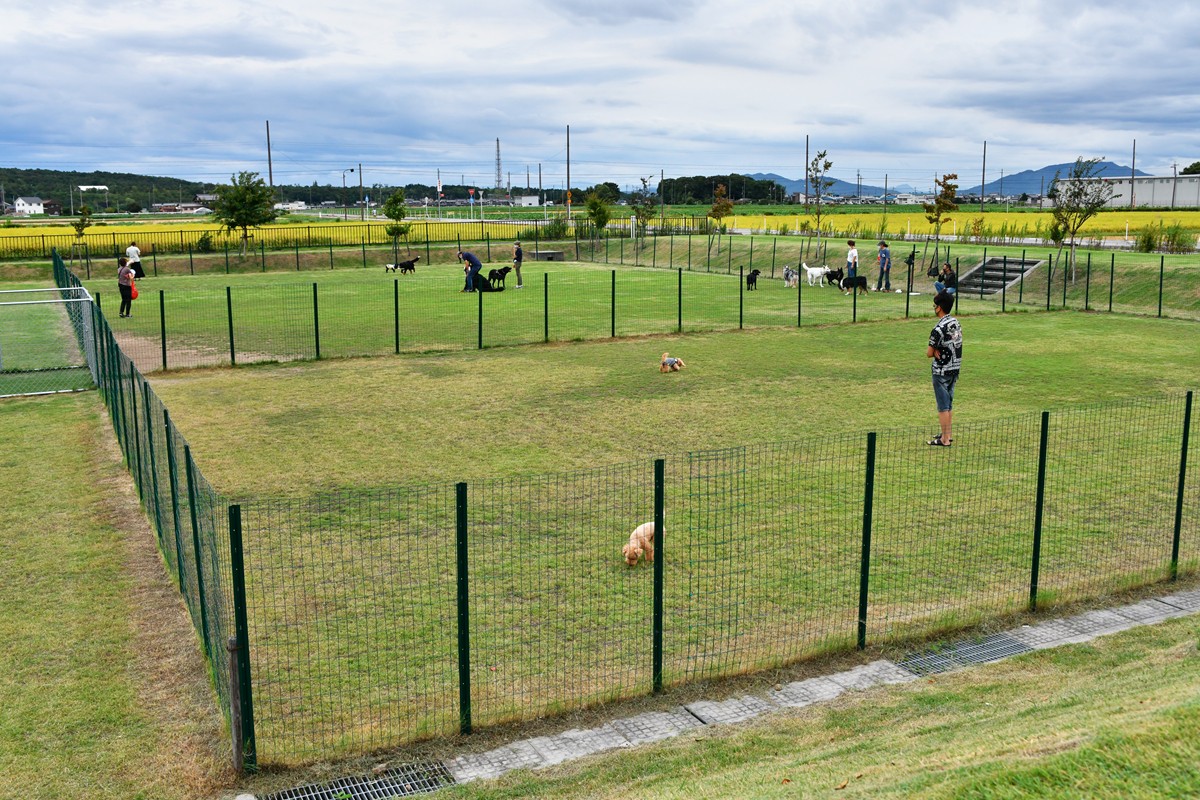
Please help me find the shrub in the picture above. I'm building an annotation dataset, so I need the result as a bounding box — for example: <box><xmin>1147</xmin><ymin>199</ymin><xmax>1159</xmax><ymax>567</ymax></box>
<box><xmin>196</xmin><ymin>231</ymin><xmax>215</xmax><ymax>253</ymax></box>
<box><xmin>541</xmin><ymin>217</ymin><xmax>569</xmax><ymax>240</ymax></box>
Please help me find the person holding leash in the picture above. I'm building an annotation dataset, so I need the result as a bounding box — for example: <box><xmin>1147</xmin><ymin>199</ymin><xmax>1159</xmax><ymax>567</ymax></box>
<box><xmin>926</xmin><ymin>291</ymin><xmax>962</xmax><ymax>447</ymax></box>
<box><xmin>458</xmin><ymin>250</ymin><xmax>484</xmax><ymax>292</ymax></box>
<box><xmin>874</xmin><ymin>241</ymin><xmax>891</xmax><ymax>292</ymax></box>
<box><xmin>512</xmin><ymin>241</ymin><xmax>524</xmax><ymax>289</ymax></box>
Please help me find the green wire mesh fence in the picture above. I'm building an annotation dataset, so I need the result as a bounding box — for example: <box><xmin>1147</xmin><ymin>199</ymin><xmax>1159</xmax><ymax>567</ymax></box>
<box><xmin>55</xmin><ymin>250</ymin><xmax>1199</xmax><ymax>768</ymax></box>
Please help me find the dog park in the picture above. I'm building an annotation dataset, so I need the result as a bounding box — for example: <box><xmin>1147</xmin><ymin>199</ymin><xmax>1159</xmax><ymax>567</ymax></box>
<box><xmin>3</xmin><ymin>224</ymin><xmax>1200</xmax><ymax>797</ymax></box>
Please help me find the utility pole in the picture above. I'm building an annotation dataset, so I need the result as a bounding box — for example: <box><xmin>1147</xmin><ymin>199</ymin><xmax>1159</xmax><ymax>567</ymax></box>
<box><xmin>1171</xmin><ymin>162</ymin><xmax>1178</xmax><ymax>208</ymax></box>
<box><xmin>980</xmin><ymin>140</ymin><xmax>986</xmax><ymax>213</ymax></box>
<box><xmin>359</xmin><ymin>163</ymin><xmax>364</xmax><ymax>221</ymax></box>
<box><xmin>1130</xmin><ymin>139</ymin><xmax>1137</xmax><ymax>209</ymax></box>
<box><xmin>804</xmin><ymin>135</ymin><xmax>809</xmax><ymax>212</ymax></box>
<box><xmin>495</xmin><ymin>138</ymin><xmax>502</xmax><ymax>191</ymax></box>
<box><xmin>566</xmin><ymin>125</ymin><xmax>571</xmax><ymax>221</ymax></box>
<box><xmin>265</xmin><ymin>120</ymin><xmax>274</xmax><ymax>191</ymax></box>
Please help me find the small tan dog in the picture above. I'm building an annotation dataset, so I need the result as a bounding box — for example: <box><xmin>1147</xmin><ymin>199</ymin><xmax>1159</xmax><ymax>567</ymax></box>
<box><xmin>660</xmin><ymin>352</ymin><xmax>685</xmax><ymax>372</ymax></box>
<box><xmin>623</xmin><ymin>521</ymin><xmax>656</xmax><ymax>566</ymax></box>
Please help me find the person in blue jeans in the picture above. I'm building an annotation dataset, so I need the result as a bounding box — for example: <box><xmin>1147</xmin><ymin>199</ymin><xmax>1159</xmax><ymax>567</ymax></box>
<box><xmin>458</xmin><ymin>250</ymin><xmax>483</xmax><ymax>292</ymax></box>
<box><xmin>926</xmin><ymin>291</ymin><xmax>962</xmax><ymax>447</ymax></box>
<box><xmin>874</xmin><ymin>241</ymin><xmax>892</xmax><ymax>291</ymax></box>
<box><xmin>934</xmin><ymin>262</ymin><xmax>957</xmax><ymax>294</ymax></box>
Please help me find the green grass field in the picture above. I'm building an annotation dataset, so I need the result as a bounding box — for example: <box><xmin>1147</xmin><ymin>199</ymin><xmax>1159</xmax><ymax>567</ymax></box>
<box><xmin>135</xmin><ymin>302</ymin><xmax>1200</xmax><ymax>764</ymax></box>
<box><xmin>6</xmin><ymin>244</ymin><xmax>1200</xmax><ymax>789</ymax></box>
<box><xmin>0</xmin><ymin>394</ymin><xmax>228</xmax><ymax>800</ymax></box>
<box><xmin>47</xmin><ymin>243</ymin><xmax>1200</xmax><ymax>378</ymax></box>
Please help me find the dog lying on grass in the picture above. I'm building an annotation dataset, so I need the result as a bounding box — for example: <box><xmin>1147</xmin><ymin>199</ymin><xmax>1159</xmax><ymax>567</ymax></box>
<box><xmin>746</xmin><ymin>269</ymin><xmax>761</xmax><ymax>290</ymax></box>
<box><xmin>661</xmin><ymin>352</ymin><xmax>686</xmax><ymax>372</ymax></box>
<box><xmin>385</xmin><ymin>256</ymin><xmax>420</xmax><ymax>273</ymax></box>
<box><xmin>623</xmin><ymin>521</ymin><xmax>656</xmax><ymax>566</ymax></box>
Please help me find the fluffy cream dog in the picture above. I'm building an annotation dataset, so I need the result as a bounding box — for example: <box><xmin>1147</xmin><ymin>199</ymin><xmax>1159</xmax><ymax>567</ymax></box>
<box><xmin>623</xmin><ymin>521</ymin><xmax>656</xmax><ymax>566</ymax></box>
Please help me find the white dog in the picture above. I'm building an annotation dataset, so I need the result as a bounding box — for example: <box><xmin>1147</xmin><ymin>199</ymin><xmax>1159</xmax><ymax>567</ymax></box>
<box><xmin>803</xmin><ymin>263</ymin><xmax>830</xmax><ymax>286</ymax></box>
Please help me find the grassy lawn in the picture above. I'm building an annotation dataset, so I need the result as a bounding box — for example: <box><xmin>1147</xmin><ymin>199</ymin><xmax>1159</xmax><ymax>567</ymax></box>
<box><xmin>0</xmin><ymin>393</ymin><xmax>228</xmax><ymax>800</ymax></box>
<box><xmin>435</xmin><ymin>615</ymin><xmax>1200</xmax><ymax>800</ymax></box>
<box><xmin>45</xmin><ymin>244</ymin><xmax>1197</xmax><ymax>375</ymax></box>
<box><xmin>135</xmin><ymin>309</ymin><xmax>1200</xmax><ymax>763</ymax></box>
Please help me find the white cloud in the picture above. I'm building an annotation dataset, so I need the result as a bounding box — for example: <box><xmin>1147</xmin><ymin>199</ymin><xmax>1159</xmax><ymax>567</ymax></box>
<box><xmin>2</xmin><ymin>0</ymin><xmax>1197</xmax><ymax>189</ymax></box>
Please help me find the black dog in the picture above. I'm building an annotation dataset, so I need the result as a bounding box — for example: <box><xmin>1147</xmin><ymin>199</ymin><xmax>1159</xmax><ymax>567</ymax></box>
<box><xmin>473</xmin><ymin>274</ymin><xmax>504</xmax><ymax>292</ymax></box>
<box><xmin>488</xmin><ymin>266</ymin><xmax>513</xmax><ymax>286</ymax></box>
<box><xmin>746</xmin><ymin>268</ymin><xmax>761</xmax><ymax>290</ymax></box>
<box><xmin>825</xmin><ymin>268</ymin><xmax>867</xmax><ymax>295</ymax></box>
<box><xmin>385</xmin><ymin>256</ymin><xmax>420</xmax><ymax>273</ymax></box>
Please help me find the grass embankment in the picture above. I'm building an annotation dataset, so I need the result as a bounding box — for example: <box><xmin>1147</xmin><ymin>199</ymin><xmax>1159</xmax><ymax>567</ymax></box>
<box><xmin>440</xmin><ymin>616</ymin><xmax>1200</xmax><ymax>799</ymax></box>
<box><xmin>0</xmin><ymin>394</ymin><xmax>228</xmax><ymax>800</ymax></box>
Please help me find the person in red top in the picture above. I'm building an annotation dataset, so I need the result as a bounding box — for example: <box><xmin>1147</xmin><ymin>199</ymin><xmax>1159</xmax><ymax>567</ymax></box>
<box><xmin>117</xmin><ymin>257</ymin><xmax>136</xmax><ymax>318</ymax></box>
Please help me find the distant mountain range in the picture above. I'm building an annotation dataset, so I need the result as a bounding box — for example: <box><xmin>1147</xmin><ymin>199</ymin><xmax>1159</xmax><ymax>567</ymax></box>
<box><xmin>749</xmin><ymin>161</ymin><xmax>1149</xmax><ymax>199</ymax></box>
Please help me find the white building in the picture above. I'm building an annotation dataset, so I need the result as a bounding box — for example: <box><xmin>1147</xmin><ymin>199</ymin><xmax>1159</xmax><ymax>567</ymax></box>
<box><xmin>1078</xmin><ymin>174</ymin><xmax>1200</xmax><ymax>208</ymax></box>
<box><xmin>14</xmin><ymin>197</ymin><xmax>44</xmax><ymax>215</ymax></box>
<box><xmin>514</xmin><ymin>195</ymin><xmax>540</xmax><ymax>207</ymax></box>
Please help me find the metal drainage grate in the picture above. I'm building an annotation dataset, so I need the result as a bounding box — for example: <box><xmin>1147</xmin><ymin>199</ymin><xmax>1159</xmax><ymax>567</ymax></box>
<box><xmin>897</xmin><ymin>633</ymin><xmax>1033</xmax><ymax>676</ymax></box>
<box><xmin>264</xmin><ymin>762</ymin><xmax>456</xmax><ymax>800</ymax></box>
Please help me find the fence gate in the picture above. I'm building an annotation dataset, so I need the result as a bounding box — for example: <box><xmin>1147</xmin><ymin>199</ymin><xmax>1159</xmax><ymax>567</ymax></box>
<box><xmin>0</xmin><ymin>287</ymin><xmax>98</xmax><ymax>398</ymax></box>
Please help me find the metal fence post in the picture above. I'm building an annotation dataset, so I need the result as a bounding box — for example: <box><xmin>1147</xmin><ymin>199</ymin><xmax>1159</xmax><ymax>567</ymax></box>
<box><xmin>1046</xmin><ymin>252</ymin><xmax>1052</xmax><ymax>311</ymax></box>
<box><xmin>1084</xmin><ymin>252</ymin><xmax>1091</xmax><ymax>310</ymax></box>
<box><xmin>477</xmin><ymin>286</ymin><xmax>483</xmax><ymax>350</ymax></box>
<box><xmin>394</xmin><ymin>278</ymin><xmax>400</xmax><ymax>354</ymax></box>
<box><xmin>164</xmin><ymin>409</ymin><xmax>186</xmax><ymax>593</ymax></box>
<box><xmin>738</xmin><ymin>264</ymin><xmax>744</xmax><ymax>329</ymax></box>
<box><xmin>226</xmin><ymin>287</ymin><xmax>236</xmax><ymax>366</ymax></box>
<box><xmin>312</xmin><ymin>282</ymin><xmax>321</xmax><ymax>359</ymax></box>
<box><xmin>611</xmin><ymin>269</ymin><xmax>616</xmax><ymax>338</ymax></box>
<box><xmin>652</xmin><ymin>458</ymin><xmax>665</xmax><ymax>693</ymax></box>
<box><xmin>1108</xmin><ymin>253</ymin><xmax>1115</xmax><ymax>313</ymax></box>
<box><xmin>184</xmin><ymin>445</ymin><xmax>212</xmax><ymax>663</ymax></box>
<box><xmin>1030</xmin><ymin>411</ymin><xmax>1050</xmax><ymax>611</ymax></box>
<box><xmin>1172</xmin><ymin>391</ymin><xmax>1193</xmax><ymax>580</ymax></box>
<box><xmin>857</xmin><ymin>432</ymin><xmax>876</xmax><ymax>650</ymax></box>
<box><xmin>677</xmin><ymin>268</ymin><xmax>682</xmax><ymax>333</ymax></box>
<box><xmin>159</xmin><ymin>290</ymin><xmax>168</xmax><ymax>372</ymax></box>
<box><xmin>1158</xmin><ymin>255</ymin><xmax>1165</xmax><ymax>318</ymax></box>
<box><xmin>544</xmin><ymin>274</ymin><xmax>549</xmax><ymax>343</ymax></box>
<box><xmin>141</xmin><ymin>381</ymin><xmax>164</xmax><ymax>545</ymax></box>
<box><xmin>128</xmin><ymin>364</ymin><xmax>144</xmax><ymax>500</ymax></box>
<box><xmin>455</xmin><ymin>482</ymin><xmax>473</xmax><ymax>735</ymax></box>
<box><xmin>228</xmin><ymin>504</ymin><xmax>257</xmax><ymax>772</ymax></box>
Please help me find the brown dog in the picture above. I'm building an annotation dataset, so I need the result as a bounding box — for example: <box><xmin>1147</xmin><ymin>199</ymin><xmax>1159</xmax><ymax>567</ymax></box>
<box><xmin>623</xmin><ymin>521</ymin><xmax>656</xmax><ymax>566</ymax></box>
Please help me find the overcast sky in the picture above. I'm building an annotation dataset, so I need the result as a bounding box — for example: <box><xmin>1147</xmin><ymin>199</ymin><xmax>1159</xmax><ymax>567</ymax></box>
<box><xmin>3</xmin><ymin>0</ymin><xmax>1198</xmax><ymax>192</ymax></box>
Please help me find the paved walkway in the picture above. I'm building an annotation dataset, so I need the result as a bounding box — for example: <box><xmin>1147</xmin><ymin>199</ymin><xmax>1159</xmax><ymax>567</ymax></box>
<box><xmin>248</xmin><ymin>588</ymin><xmax>1200</xmax><ymax>799</ymax></box>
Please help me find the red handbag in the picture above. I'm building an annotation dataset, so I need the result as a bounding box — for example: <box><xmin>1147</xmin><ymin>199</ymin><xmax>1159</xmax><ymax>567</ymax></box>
<box><xmin>130</xmin><ymin>280</ymin><xmax>138</xmax><ymax>300</ymax></box>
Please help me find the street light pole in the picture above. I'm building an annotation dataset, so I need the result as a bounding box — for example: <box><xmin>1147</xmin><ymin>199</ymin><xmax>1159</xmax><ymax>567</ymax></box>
<box><xmin>358</xmin><ymin>163</ymin><xmax>364</xmax><ymax>221</ymax></box>
<box><xmin>342</xmin><ymin>168</ymin><xmax>355</xmax><ymax>220</ymax></box>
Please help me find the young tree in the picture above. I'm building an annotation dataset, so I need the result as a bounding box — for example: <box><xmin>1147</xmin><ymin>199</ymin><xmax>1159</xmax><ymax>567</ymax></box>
<box><xmin>213</xmin><ymin>172</ymin><xmax>277</xmax><ymax>255</ymax></box>
<box><xmin>382</xmin><ymin>189</ymin><xmax>411</xmax><ymax>259</ymax></box>
<box><xmin>70</xmin><ymin>205</ymin><xmax>92</xmax><ymax>240</ymax></box>
<box><xmin>807</xmin><ymin>150</ymin><xmax>835</xmax><ymax>257</ymax></box>
<box><xmin>629</xmin><ymin>176</ymin><xmax>657</xmax><ymax>248</ymax></box>
<box><xmin>708</xmin><ymin>183</ymin><xmax>733</xmax><ymax>257</ymax></box>
<box><xmin>922</xmin><ymin>173</ymin><xmax>959</xmax><ymax>261</ymax></box>
<box><xmin>1048</xmin><ymin>157</ymin><xmax>1114</xmax><ymax>280</ymax></box>
<box><xmin>584</xmin><ymin>191</ymin><xmax>611</xmax><ymax>239</ymax></box>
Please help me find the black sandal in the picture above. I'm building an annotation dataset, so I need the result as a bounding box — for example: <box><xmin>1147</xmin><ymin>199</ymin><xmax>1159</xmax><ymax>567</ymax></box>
<box><xmin>927</xmin><ymin>434</ymin><xmax>952</xmax><ymax>447</ymax></box>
